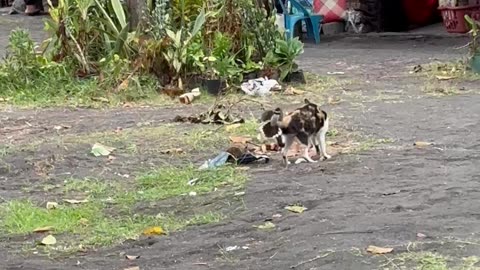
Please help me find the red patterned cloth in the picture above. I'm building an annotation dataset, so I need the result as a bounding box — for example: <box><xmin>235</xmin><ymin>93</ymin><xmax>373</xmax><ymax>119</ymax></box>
<box><xmin>313</xmin><ymin>0</ymin><xmax>347</xmax><ymax>23</ymax></box>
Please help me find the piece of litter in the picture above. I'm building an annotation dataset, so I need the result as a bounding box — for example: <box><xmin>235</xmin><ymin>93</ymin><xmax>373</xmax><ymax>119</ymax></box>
<box><xmin>40</xmin><ymin>235</ymin><xmax>57</xmax><ymax>245</ymax></box>
<box><xmin>327</xmin><ymin>71</ymin><xmax>345</xmax><ymax>75</ymax></box>
<box><xmin>189</xmin><ymin>191</ymin><xmax>197</xmax><ymax>196</ymax></box>
<box><xmin>234</xmin><ymin>191</ymin><xmax>245</xmax><ymax>196</ymax></box>
<box><xmin>242</xmin><ymin>246</ymin><xmax>249</xmax><ymax>250</ymax></box>
<box><xmin>225</xmin><ymin>246</ymin><xmax>239</xmax><ymax>252</ymax></box>
<box><xmin>188</xmin><ymin>178</ymin><xmax>199</xmax><ymax>186</ymax></box>
<box><xmin>199</xmin><ymin>151</ymin><xmax>232</xmax><ymax>170</ymax></box>
<box><xmin>126</xmin><ymin>255</ymin><xmax>140</xmax><ymax>260</ymax></box>
<box><xmin>91</xmin><ymin>143</ymin><xmax>115</xmax><ymax>157</ymax></box>
<box><xmin>240</xmin><ymin>77</ymin><xmax>281</xmax><ymax>96</ymax></box>
<box><xmin>414</xmin><ymin>141</ymin><xmax>434</xmax><ymax>147</ymax></box>
<box><xmin>46</xmin><ymin>202</ymin><xmax>58</xmax><ymax>210</ymax></box>
<box><xmin>64</xmin><ymin>199</ymin><xmax>88</xmax><ymax>204</ymax></box>
<box><xmin>272</xmin><ymin>214</ymin><xmax>282</xmax><ymax>218</ymax></box>
<box><xmin>435</xmin><ymin>75</ymin><xmax>456</xmax><ymax>80</ymax></box>
<box><xmin>416</xmin><ymin>233</ymin><xmax>427</xmax><ymax>238</ymax></box>
<box><xmin>179</xmin><ymin>88</ymin><xmax>201</xmax><ymax>104</ymax></box>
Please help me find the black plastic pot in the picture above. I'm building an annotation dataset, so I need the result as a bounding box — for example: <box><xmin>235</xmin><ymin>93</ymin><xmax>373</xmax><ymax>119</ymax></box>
<box><xmin>204</xmin><ymin>79</ymin><xmax>226</xmax><ymax>95</ymax></box>
<box><xmin>284</xmin><ymin>70</ymin><xmax>306</xmax><ymax>84</ymax></box>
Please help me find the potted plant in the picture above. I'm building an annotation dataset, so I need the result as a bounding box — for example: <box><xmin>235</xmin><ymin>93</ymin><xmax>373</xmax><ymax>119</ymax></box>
<box><xmin>203</xmin><ymin>55</ymin><xmax>241</xmax><ymax>95</ymax></box>
<box><xmin>263</xmin><ymin>37</ymin><xmax>304</xmax><ymax>82</ymax></box>
<box><xmin>464</xmin><ymin>15</ymin><xmax>480</xmax><ymax>73</ymax></box>
<box><xmin>203</xmin><ymin>56</ymin><xmax>225</xmax><ymax>95</ymax></box>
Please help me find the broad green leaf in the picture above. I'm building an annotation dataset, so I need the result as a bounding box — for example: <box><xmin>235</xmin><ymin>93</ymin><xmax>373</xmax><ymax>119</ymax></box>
<box><xmin>191</xmin><ymin>8</ymin><xmax>206</xmax><ymax>37</ymax></box>
<box><xmin>113</xmin><ymin>24</ymin><xmax>130</xmax><ymax>55</ymax></box>
<box><xmin>111</xmin><ymin>0</ymin><xmax>127</xmax><ymax>28</ymax></box>
<box><xmin>94</xmin><ymin>0</ymin><xmax>120</xmax><ymax>35</ymax></box>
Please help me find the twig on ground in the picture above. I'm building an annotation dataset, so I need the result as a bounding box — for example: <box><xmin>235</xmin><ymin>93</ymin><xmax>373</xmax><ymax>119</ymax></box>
<box><xmin>290</xmin><ymin>251</ymin><xmax>333</xmax><ymax>269</ymax></box>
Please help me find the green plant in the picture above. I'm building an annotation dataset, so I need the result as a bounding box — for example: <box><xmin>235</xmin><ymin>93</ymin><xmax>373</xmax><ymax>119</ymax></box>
<box><xmin>239</xmin><ymin>0</ymin><xmax>281</xmax><ymax>61</ymax></box>
<box><xmin>465</xmin><ymin>15</ymin><xmax>480</xmax><ymax>58</ymax></box>
<box><xmin>264</xmin><ymin>37</ymin><xmax>304</xmax><ymax>81</ymax></box>
<box><xmin>163</xmin><ymin>8</ymin><xmax>206</xmax><ymax>88</ymax></box>
<box><xmin>43</xmin><ymin>0</ymin><xmax>134</xmax><ymax>73</ymax></box>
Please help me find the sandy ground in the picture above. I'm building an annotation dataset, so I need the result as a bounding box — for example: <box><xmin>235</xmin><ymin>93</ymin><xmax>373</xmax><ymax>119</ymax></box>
<box><xmin>1</xmin><ymin>13</ymin><xmax>479</xmax><ymax>270</ymax></box>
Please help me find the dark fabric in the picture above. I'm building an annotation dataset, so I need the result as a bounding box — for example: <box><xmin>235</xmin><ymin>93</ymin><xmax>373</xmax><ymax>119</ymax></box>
<box><xmin>24</xmin><ymin>0</ymin><xmax>39</xmax><ymax>5</ymax></box>
<box><xmin>359</xmin><ymin>0</ymin><xmax>408</xmax><ymax>32</ymax></box>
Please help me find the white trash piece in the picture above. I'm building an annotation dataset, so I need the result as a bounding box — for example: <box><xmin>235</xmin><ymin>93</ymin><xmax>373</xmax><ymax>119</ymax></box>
<box><xmin>240</xmin><ymin>77</ymin><xmax>282</xmax><ymax>96</ymax></box>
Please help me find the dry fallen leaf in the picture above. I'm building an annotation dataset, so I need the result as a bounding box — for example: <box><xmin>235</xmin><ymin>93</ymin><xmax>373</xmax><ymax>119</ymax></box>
<box><xmin>64</xmin><ymin>199</ymin><xmax>89</xmax><ymax>204</ymax></box>
<box><xmin>33</xmin><ymin>226</ymin><xmax>54</xmax><ymax>233</ymax></box>
<box><xmin>366</xmin><ymin>245</ymin><xmax>393</xmax><ymax>254</ymax></box>
<box><xmin>256</xmin><ymin>221</ymin><xmax>276</xmax><ymax>230</ymax></box>
<box><xmin>229</xmin><ymin>136</ymin><xmax>252</xmax><ymax>144</ymax></box>
<box><xmin>78</xmin><ymin>218</ymin><xmax>89</xmax><ymax>226</ymax></box>
<box><xmin>40</xmin><ymin>235</ymin><xmax>57</xmax><ymax>245</ymax></box>
<box><xmin>284</xmin><ymin>86</ymin><xmax>305</xmax><ymax>95</ymax></box>
<box><xmin>91</xmin><ymin>97</ymin><xmax>109</xmax><ymax>103</ymax></box>
<box><xmin>46</xmin><ymin>202</ymin><xmax>58</xmax><ymax>210</ymax></box>
<box><xmin>285</xmin><ymin>205</ymin><xmax>307</xmax><ymax>213</ymax></box>
<box><xmin>126</xmin><ymin>255</ymin><xmax>140</xmax><ymax>260</ymax></box>
<box><xmin>414</xmin><ymin>141</ymin><xmax>434</xmax><ymax>147</ymax></box>
<box><xmin>142</xmin><ymin>226</ymin><xmax>165</xmax><ymax>236</ymax></box>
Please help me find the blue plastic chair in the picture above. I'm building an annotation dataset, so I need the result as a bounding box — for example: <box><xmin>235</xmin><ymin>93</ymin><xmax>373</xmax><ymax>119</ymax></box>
<box><xmin>278</xmin><ymin>0</ymin><xmax>323</xmax><ymax>44</ymax></box>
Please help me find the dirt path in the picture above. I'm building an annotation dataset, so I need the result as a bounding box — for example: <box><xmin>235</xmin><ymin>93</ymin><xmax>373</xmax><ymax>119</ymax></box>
<box><xmin>2</xmin><ymin>35</ymin><xmax>480</xmax><ymax>270</ymax></box>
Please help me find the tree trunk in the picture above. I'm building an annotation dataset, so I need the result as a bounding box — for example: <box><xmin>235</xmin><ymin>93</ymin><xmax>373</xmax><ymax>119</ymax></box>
<box><xmin>127</xmin><ymin>0</ymin><xmax>146</xmax><ymax>28</ymax></box>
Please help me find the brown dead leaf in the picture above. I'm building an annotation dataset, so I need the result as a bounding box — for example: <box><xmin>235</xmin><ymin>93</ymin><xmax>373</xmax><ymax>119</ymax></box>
<box><xmin>284</xmin><ymin>86</ymin><xmax>305</xmax><ymax>95</ymax></box>
<box><xmin>64</xmin><ymin>199</ymin><xmax>89</xmax><ymax>204</ymax></box>
<box><xmin>33</xmin><ymin>226</ymin><xmax>54</xmax><ymax>233</ymax></box>
<box><xmin>117</xmin><ymin>79</ymin><xmax>129</xmax><ymax>91</ymax></box>
<box><xmin>229</xmin><ymin>136</ymin><xmax>252</xmax><ymax>144</ymax></box>
<box><xmin>366</xmin><ymin>245</ymin><xmax>393</xmax><ymax>254</ymax></box>
<box><xmin>78</xmin><ymin>218</ymin><xmax>89</xmax><ymax>226</ymax></box>
<box><xmin>126</xmin><ymin>255</ymin><xmax>140</xmax><ymax>260</ymax></box>
<box><xmin>142</xmin><ymin>226</ymin><xmax>165</xmax><ymax>236</ymax></box>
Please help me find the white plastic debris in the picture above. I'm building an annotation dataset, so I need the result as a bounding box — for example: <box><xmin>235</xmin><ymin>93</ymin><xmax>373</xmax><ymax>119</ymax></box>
<box><xmin>240</xmin><ymin>77</ymin><xmax>282</xmax><ymax>96</ymax></box>
<box><xmin>225</xmin><ymin>246</ymin><xmax>239</xmax><ymax>252</ymax></box>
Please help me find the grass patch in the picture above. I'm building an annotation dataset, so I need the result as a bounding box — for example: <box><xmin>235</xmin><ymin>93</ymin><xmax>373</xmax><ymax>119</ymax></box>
<box><xmin>134</xmin><ymin>165</ymin><xmax>246</xmax><ymax>202</ymax></box>
<box><xmin>1</xmin><ymin>164</ymin><xmax>246</xmax><ymax>253</ymax></box>
<box><xmin>0</xmin><ymin>200</ymin><xmax>223</xmax><ymax>250</ymax></box>
<box><xmin>423</xmin><ymin>80</ymin><xmax>463</xmax><ymax>97</ymax></box>
<box><xmin>383</xmin><ymin>250</ymin><xmax>480</xmax><ymax>270</ymax></box>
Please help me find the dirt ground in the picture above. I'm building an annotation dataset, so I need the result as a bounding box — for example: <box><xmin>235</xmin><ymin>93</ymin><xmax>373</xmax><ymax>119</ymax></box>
<box><xmin>1</xmin><ymin>14</ymin><xmax>480</xmax><ymax>270</ymax></box>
